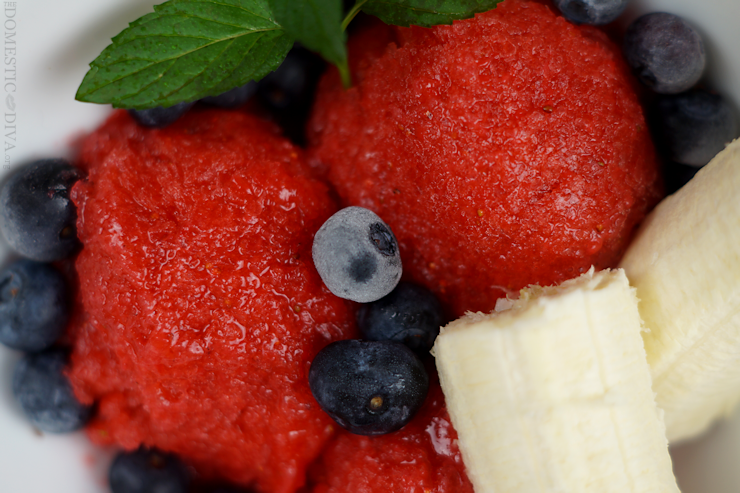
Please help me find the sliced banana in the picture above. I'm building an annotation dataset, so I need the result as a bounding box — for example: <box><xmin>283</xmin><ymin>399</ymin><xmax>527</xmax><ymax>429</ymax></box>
<box><xmin>433</xmin><ymin>268</ymin><xmax>679</xmax><ymax>493</ymax></box>
<box><xmin>620</xmin><ymin>138</ymin><xmax>740</xmax><ymax>443</ymax></box>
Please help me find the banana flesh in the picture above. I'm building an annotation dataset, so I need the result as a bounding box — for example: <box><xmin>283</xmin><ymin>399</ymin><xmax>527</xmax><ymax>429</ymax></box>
<box><xmin>433</xmin><ymin>269</ymin><xmax>679</xmax><ymax>493</ymax></box>
<box><xmin>620</xmin><ymin>138</ymin><xmax>740</xmax><ymax>443</ymax></box>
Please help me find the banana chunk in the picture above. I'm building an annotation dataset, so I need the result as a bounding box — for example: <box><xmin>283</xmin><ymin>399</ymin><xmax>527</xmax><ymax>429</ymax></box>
<box><xmin>620</xmin><ymin>138</ymin><xmax>740</xmax><ymax>443</ymax></box>
<box><xmin>433</xmin><ymin>269</ymin><xmax>679</xmax><ymax>493</ymax></box>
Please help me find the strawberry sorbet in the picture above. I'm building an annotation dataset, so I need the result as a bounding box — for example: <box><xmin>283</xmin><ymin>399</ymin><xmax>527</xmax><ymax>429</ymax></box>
<box><xmin>309</xmin><ymin>0</ymin><xmax>663</xmax><ymax>316</ymax></box>
<box><xmin>68</xmin><ymin>109</ymin><xmax>356</xmax><ymax>492</ymax></box>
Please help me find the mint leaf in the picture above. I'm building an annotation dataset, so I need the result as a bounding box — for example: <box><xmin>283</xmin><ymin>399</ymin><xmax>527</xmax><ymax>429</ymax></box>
<box><xmin>268</xmin><ymin>0</ymin><xmax>350</xmax><ymax>87</ymax></box>
<box><xmin>76</xmin><ymin>0</ymin><xmax>293</xmax><ymax>109</ymax></box>
<box><xmin>361</xmin><ymin>0</ymin><xmax>504</xmax><ymax>27</ymax></box>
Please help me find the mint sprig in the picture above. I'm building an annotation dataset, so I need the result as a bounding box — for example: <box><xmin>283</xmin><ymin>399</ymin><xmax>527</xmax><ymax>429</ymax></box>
<box><xmin>76</xmin><ymin>0</ymin><xmax>504</xmax><ymax>109</ymax></box>
<box><xmin>268</xmin><ymin>0</ymin><xmax>351</xmax><ymax>87</ymax></box>
<box><xmin>76</xmin><ymin>0</ymin><xmax>293</xmax><ymax>109</ymax></box>
<box><xmin>362</xmin><ymin>0</ymin><xmax>505</xmax><ymax>27</ymax></box>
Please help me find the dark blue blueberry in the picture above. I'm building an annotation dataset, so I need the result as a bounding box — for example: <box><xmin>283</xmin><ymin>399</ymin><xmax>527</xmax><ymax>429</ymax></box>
<box><xmin>624</xmin><ymin>13</ymin><xmax>706</xmax><ymax>94</ymax></box>
<box><xmin>256</xmin><ymin>45</ymin><xmax>325</xmax><ymax>145</ymax></box>
<box><xmin>109</xmin><ymin>447</ymin><xmax>190</xmax><ymax>493</ymax></box>
<box><xmin>0</xmin><ymin>159</ymin><xmax>81</xmax><ymax>261</ymax></box>
<box><xmin>0</xmin><ymin>259</ymin><xmax>69</xmax><ymax>352</ymax></box>
<box><xmin>258</xmin><ymin>48</ymin><xmax>315</xmax><ymax>111</ymax></box>
<box><xmin>309</xmin><ymin>340</ymin><xmax>429</xmax><ymax>435</ymax></box>
<box><xmin>200</xmin><ymin>82</ymin><xmax>257</xmax><ymax>108</ymax></box>
<box><xmin>552</xmin><ymin>0</ymin><xmax>628</xmax><ymax>25</ymax></box>
<box><xmin>654</xmin><ymin>89</ymin><xmax>738</xmax><ymax>167</ymax></box>
<box><xmin>312</xmin><ymin>206</ymin><xmax>402</xmax><ymax>303</ymax></box>
<box><xmin>663</xmin><ymin>161</ymin><xmax>700</xmax><ymax>195</ymax></box>
<box><xmin>12</xmin><ymin>349</ymin><xmax>92</xmax><ymax>433</ymax></box>
<box><xmin>128</xmin><ymin>101</ymin><xmax>194</xmax><ymax>128</ymax></box>
<box><xmin>357</xmin><ymin>282</ymin><xmax>444</xmax><ymax>355</ymax></box>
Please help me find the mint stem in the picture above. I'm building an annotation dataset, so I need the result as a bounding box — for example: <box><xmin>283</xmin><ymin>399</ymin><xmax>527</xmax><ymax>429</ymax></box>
<box><xmin>337</xmin><ymin>0</ymin><xmax>368</xmax><ymax>89</ymax></box>
<box><xmin>338</xmin><ymin>58</ymin><xmax>352</xmax><ymax>89</ymax></box>
<box><xmin>341</xmin><ymin>0</ymin><xmax>368</xmax><ymax>31</ymax></box>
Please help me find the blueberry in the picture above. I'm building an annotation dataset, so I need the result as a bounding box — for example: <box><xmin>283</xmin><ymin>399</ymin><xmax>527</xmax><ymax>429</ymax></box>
<box><xmin>312</xmin><ymin>206</ymin><xmax>402</xmax><ymax>303</ymax></box>
<box><xmin>12</xmin><ymin>349</ymin><xmax>91</xmax><ymax>433</ymax></box>
<box><xmin>0</xmin><ymin>259</ymin><xmax>69</xmax><ymax>352</ymax></box>
<box><xmin>256</xmin><ymin>45</ymin><xmax>325</xmax><ymax>145</ymax></box>
<box><xmin>552</xmin><ymin>0</ymin><xmax>628</xmax><ymax>25</ymax></box>
<box><xmin>357</xmin><ymin>282</ymin><xmax>444</xmax><ymax>355</ymax></box>
<box><xmin>201</xmin><ymin>82</ymin><xmax>257</xmax><ymax>108</ymax></box>
<box><xmin>257</xmin><ymin>47</ymin><xmax>317</xmax><ymax>111</ymax></box>
<box><xmin>109</xmin><ymin>447</ymin><xmax>190</xmax><ymax>493</ymax></box>
<box><xmin>0</xmin><ymin>159</ymin><xmax>81</xmax><ymax>261</ymax></box>
<box><xmin>623</xmin><ymin>13</ymin><xmax>706</xmax><ymax>94</ymax></box>
<box><xmin>309</xmin><ymin>340</ymin><xmax>429</xmax><ymax>435</ymax></box>
<box><xmin>128</xmin><ymin>101</ymin><xmax>194</xmax><ymax>128</ymax></box>
<box><xmin>663</xmin><ymin>161</ymin><xmax>700</xmax><ymax>195</ymax></box>
<box><xmin>654</xmin><ymin>89</ymin><xmax>738</xmax><ymax>167</ymax></box>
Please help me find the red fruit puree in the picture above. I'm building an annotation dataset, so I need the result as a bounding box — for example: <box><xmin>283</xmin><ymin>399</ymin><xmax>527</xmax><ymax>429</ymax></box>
<box><xmin>309</xmin><ymin>0</ymin><xmax>663</xmax><ymax>317</ymax></box>
<box><xmin>67</xmin><ymin>109</ymin><xmax>469</xmax><ymax>492</ymax></box>
<box><xmin>68</xmin><ymin>109</ymin><xmax>354</xmax><ymax>492</ymax></box>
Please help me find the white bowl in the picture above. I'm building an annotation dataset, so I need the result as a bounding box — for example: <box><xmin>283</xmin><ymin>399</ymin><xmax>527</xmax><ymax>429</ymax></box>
<box><xmin>0</xmin><ymin>0</ymin><xmax>738</xmax><ymax>491</ymax></box>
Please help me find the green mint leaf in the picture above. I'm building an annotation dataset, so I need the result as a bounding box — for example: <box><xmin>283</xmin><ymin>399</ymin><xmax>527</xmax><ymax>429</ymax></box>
<box><xmin>361</xmin><ymin>0</ymin><xmax>504</xmax><ymax>27</ymax></box>
<box><xmin>76</xmin><ymin>0</ymin><xmax>293</xmax><ymax>109</ymax></box>
<box><xmin>268</xmin><ymin>0</ymin><xmax>349</xmax><ymax>86</ymax></box>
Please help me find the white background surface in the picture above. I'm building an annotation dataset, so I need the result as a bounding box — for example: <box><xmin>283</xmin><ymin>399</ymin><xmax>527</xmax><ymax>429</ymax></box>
<box><xmin>0</xmin><ymin>0</ymin><xmax>738</xmax><ymax>492</ymax></box>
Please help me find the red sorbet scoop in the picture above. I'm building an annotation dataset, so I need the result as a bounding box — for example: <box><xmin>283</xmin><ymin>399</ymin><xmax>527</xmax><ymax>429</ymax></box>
<box><xmin>307</xmin><ymin>381</ymin><xmax>474</xmax><ymax>493</ymax></box>
<box><xmin>68</xmin><ymin>109</ymin><xmax>356</xmax><ymax>492</ymax></box>
<box><xmin>309</xmin><ymin>0</ymin><xmax>662</xmax><ymax>317</ymax></box>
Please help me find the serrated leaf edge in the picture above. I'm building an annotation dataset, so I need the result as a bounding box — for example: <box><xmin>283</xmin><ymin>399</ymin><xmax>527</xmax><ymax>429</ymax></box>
<box><xmin>77</xmin><ymin>26</ymin><xmax>284</xmax><ymax>103</ymax></box>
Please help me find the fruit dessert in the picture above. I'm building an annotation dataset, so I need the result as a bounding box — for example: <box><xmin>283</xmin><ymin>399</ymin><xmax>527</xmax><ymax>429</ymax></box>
<box><xmin>2</xmin><ymin>0</ymin><xmax>740</xmax><ymax>491</ymax></box>
<box><xmin>66</xmin><ymin>108</ymin><xmax>357</xmax><ymax>492</ymax></box>
<box><xmin>621</xmin><ymin>138</ymin><xmax>740</xmax><ymax>443</ymax></box>
<box><xmin>434</xmin><ymin>268</ymin><xmax>679</xmax><ymax>492</ymax></box>
<box><xmin>308</xmin><ymin>0</ymin><xmax>663</xmax><ymax>317</ymax></box>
